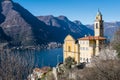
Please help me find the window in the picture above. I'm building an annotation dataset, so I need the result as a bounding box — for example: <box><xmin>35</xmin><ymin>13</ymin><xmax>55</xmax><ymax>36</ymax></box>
<box><xmin>80</xmin><ymin>47</ymin><xmax>82</xmax><ymax>50</ymax></box>
<box><xmin>80</xmin><ymin>57</ymin><xmax>82</xmax><ymax>60</ymax></box>
<box><xmin>86</xmin><ymin>47</ymin><xmax>88</xmax><ymax>50</ymax></box>
<box><xmin>83</xmin><ymin>58</ymin><xmax>85</xmax><ymax>61</ymax></box>
<box><xmin>83</xmin><ymin>41</ymin><xmax>85</xmax><ymax>44</ymax></box>
<box><xmin>83</xmin><ymin>47</ymin><xmax>85</xmax><ymax>50</ymax></box>
<box><xmin>86</xmin><ymin>41</ymin><xmax>89</xmax><ymax>44</ymax></box>
<box><xmin>80</xmin><ymin>41</ymin><xmax>81</xmax><ymax>44</ymax></box>
<box><xmin>100</xmin><ymin>24</ymin><xmax>103</xmax><ymax>29</ymax></box>
<box><xmin>86</xmin><ymin>58</ymin><xmax>89</xmax><ymax>63</ymax></box>
<box><xmin>96</xmin><ymin>23</ymin><xmax>98</xmax><ymax>29</ymax></box>
<box><xmin>68</xmin><ymin>46</ymin><xmax>71</xmax><ymax>52</ymax></box>
<box><xmin>80</xmin><ymin>47</ymin><xmax>89</xmax><ymax>51</ymax></box>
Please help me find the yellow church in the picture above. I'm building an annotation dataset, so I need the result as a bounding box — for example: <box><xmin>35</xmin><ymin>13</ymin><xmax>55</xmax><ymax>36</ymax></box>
<box><xmin>63</xmin><ymin>10</ymin><xmax>106</xmax><ymax>63</ymax></box>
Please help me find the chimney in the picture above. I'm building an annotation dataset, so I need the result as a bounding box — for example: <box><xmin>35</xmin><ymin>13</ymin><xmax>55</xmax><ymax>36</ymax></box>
<box><xmin>85</xmin><ymin>35</ymin><xmax>87</xmax><ymax>37</ymax></box>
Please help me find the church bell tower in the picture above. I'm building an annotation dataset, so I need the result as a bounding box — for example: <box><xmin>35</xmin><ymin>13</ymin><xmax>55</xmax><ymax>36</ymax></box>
<box><xmin>94</xmin><ymin>10</ymin><xmax>104</xmax><ymax>37</ymax></box>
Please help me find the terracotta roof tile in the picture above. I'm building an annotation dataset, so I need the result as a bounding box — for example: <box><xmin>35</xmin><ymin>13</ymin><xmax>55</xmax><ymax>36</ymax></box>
<box><xmin>33</xmin><ymin>67</ymin><xmax>51</xmax><ymax>73</ymax></box>
<box><xmin>79</xmin><ymin>36</ymin><xmax>106</xmax><ymax>40</ymax></box>
<box><xmin>33</xmin><ymin>68</ymin><xmax>42</xmax><ymax>72</ymax></box>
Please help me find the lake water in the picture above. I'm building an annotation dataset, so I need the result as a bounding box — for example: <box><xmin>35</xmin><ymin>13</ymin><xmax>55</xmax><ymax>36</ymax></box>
<box><xmin>34</xmin><ymin>48</ymin><xmax>63</xmax><ymax>68</ymax></box>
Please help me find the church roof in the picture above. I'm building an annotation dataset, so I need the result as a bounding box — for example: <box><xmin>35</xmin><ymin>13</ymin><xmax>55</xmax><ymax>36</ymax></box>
<box><xmin>78</xmin><ymin>36</ymin><xmax>106</xmax><ymax>40</ymax></box>
<box><xmin>97</xmin><ymin>9</ymin><xmax>102</xmax><ymax>16</ymax></box>
<box><xmin>64</xmin><ymin>34</ymin><xmax>76</xmax><ymax>41</ymax></box>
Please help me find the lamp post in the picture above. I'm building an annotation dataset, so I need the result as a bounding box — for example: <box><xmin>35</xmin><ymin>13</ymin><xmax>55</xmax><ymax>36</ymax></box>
<box><xmin>57</xmin><ymin>55</ymin><xmax>60</xmax><ymax>64</ymax></box>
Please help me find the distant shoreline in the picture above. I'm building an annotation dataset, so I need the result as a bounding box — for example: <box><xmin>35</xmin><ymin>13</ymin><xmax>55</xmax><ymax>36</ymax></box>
<box><xmin>0</xmin><ymin>42</ymin><xmax>63</xmax><ymax>51</ymax></box>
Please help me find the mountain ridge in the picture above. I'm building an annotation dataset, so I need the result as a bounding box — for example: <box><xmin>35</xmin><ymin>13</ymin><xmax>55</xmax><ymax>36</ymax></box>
<box><xmin>0</xmin><ymin>0</ymin><xmax>94</xmax><ymax>48</ymax></box>
<box><xmin>86</xmin><ymin>21</ymin><xmax>120</xmax><ymax>39</ymax></box>
<box><xmin>37</xmin><ymin>15</ymin><xmax>94</xmax><ymax>39</ymax></box>
<box><xmin>0</xmin><ymin>0</ymin><xmax>118</xmax><ymax>48</ymax></box>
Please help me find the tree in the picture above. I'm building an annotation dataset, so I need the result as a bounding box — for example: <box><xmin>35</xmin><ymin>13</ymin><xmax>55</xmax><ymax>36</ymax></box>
<box><xmin>56</xmin><ymin>46</ymin><xmax>120</xmax><ymax>80</ymax></box>
<box><xmin>62</xmin><ymin>47</ymin><xmax>120</xmax><ymax>80</ymax></box>
<box><xmin>0</xmin><ymin>48</ymin><xmax>35</xmax><ymax>80</ymax></box>
<box><xmin>64</xmin><ymin>56</ymin><xmax>76</xmax><ymax>69</ymax></box>
<box><xmin>80</xmin><ymin>47</ymin><xmax>120</xmax><ymax>80</ymax></box>
<box><xmin>111</xmin><ymin>29</ymin><xmax>120</xmax><ymax>58</ymax></box>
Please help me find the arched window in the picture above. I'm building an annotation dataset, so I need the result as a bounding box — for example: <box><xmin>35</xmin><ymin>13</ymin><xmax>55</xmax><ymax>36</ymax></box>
<box><xmin>96</xmin><ymin>23</ymin><xmax>98</xmax><ymax>29</ymax></box>
<box><xmin>68</xmin><ymin>46</ymin><xmax>71</xmax><ymax>52</ymax></box>
<box><xmin>100</xmin><ymin>24</ymin><xmax>103</xmax><ymax>29</ymax></box>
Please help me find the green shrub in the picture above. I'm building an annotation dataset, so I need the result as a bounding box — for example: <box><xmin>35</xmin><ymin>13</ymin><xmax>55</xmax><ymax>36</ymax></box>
<box><xmin>64</xmin><ymin>56</ymin><xmax>76</xmax><ymax>69</ymax></box>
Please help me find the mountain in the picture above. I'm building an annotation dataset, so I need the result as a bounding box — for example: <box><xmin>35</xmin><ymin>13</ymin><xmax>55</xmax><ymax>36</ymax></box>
<box><xmin>0</xmin><ymin>0</ymin><xmax>93</xmax><ymax>47</ymax></box>
<box><xmin>0</xmin><ymin>27</ymin><xmax>11</xmax><ymax>42</ymax></box>
<box><xmin>37</xmin><ymin>15</ymin><xmax>94</xmax><ymax>39</ymax></box>
<box><xmin>0</xmin><ymin>0</ymin><xmax>44</xmax><ymax>46</ymax></box>
<box><xmin>86</xmin><ymin>21</ymin><xmax>120</xmax><ymax>40</ymax></box>
<box><xmin>0</xmin><ymin>0</ymin><xmax>5</xmax><ymax>24</ymax></box>
<box><xmin>0</xmin><ymin>0</ymin><xmax>56</xmax><ymax>46</ymax></box>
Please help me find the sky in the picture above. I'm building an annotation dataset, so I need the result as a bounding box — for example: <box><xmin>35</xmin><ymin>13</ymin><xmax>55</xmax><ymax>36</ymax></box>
<box><xmin>13</xmin><ymin>0</ymin><xmax>120</xmax><ymax>24</ymax></box>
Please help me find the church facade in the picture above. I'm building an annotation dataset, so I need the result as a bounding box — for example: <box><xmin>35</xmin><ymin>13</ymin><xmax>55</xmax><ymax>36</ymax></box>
<box><xmin>63</xmin><ymin>11</ymin><xmax>106</xmax><ymax>63</ymax></box>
